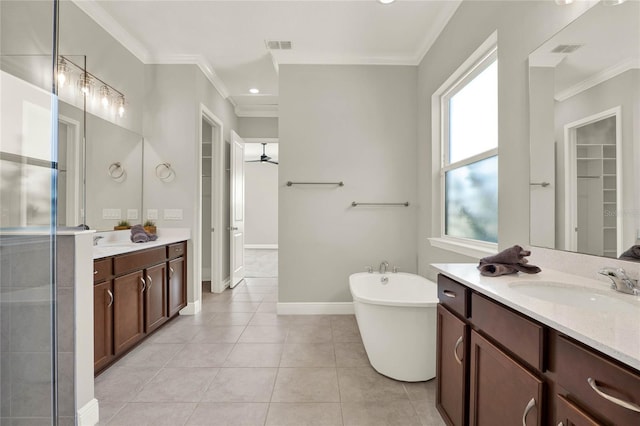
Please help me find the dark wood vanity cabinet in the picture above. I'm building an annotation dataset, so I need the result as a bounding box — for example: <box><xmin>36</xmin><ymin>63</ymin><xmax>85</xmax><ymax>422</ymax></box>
<box><xmin>93</xmin><ymin>241</ymin><xmax>187</xmax><ymax>374</ymax></box>
<box><xmin>436</xmin><ymin>273</ymin><xmax>640</xmax><ymax>426</ymax></box>
<box><xmin>93</xmin><ymin>259</ymin><xmax>114</xmax><ymax>372</ymax></box>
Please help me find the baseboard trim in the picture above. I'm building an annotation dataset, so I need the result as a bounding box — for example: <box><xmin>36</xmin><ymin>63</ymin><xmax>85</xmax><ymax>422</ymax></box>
<box><xmin>78</xmin><ymin>398</ymin><xmax>99</xmax><ymax>426</ymax></box>
<box><xmin>180</xmin><ymin>299</ymin><xmax>202</xmax><ymax>315</ymax></box>
<box><xmin>245</xmin><ymin>244</ymin><xmax>278</xmax><ymax>250</ymax></box>
<box><xmin>277</xmin><ymin>302</ymin><xmax>354</xmax><ymax>315</ymax></box>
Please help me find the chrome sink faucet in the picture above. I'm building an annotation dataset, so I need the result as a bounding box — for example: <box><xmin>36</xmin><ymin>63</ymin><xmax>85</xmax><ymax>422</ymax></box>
<box><xmin>598</xmin><ymin>267</ymin><xmax>640</xmax><ymax>295</ymax></box>
<box><xmin>93</xmin><ymin>235</ymin><xmax>104</xmax><ymax>246</ymax></box>
<box><xmin>379</xmin><ymin>260</ymin><xmax>389</xmax><ymax>274</ymax></box>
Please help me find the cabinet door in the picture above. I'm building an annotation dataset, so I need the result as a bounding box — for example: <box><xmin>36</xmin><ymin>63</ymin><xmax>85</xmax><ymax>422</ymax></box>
<box><xmin>94</xmin><ymin>280</ymin><xmax>113</xmax><ymax>373</ymax></box>
<box><xmin>555</xmin><ymin>394</ymin><xmax>603</xmax><ymax>426</ymax></box>
<box><xmin>113</xmin><ymin>270</ymin><xmax>145</xmax><ymax>355</ymax></box>
<box><xmin>145</xmin><ymin>263</ymin><xmax>167</xmax><ymax>333</ymax></box>
<box><xmin>469</xmin><ymin>330</ymin><xmax>544</xmax><ymax>426</ymax></box>
<box><xmin>168</xmin><ymin>257</ymin><xmax>186</xmax><ymax>317</ymax></box>
<box><xmin>436</xmin><ymin>304</ymin><xmax>468</xmax><ymax>426</ymax></box>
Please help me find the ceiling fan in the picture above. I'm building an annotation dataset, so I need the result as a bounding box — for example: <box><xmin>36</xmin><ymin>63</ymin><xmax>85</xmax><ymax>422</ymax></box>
<box><xmin>246</xmin><ymin>142</ymin><xmax>278</xmax><ymax>165</ymax></box>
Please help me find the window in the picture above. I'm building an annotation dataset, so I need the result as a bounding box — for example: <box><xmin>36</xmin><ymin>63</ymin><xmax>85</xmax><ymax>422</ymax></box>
<box><xmin>430</xmin><ymin>33</ymin><xmax>498</xmax><ymax>257</ymax></box>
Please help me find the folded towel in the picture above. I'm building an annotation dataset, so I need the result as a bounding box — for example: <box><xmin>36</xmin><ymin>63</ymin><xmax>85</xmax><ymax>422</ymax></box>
<box><xmin>619</xmin><ymin>245</ymin><xmax>640</xmax><ymax>261</ymax></box>
<box><xmin>130</xmin><ymin>224</ymin><xmax>158</xmax><ymax>243</ymax></box>
<box><xmin>478</xmin><ymin>245</ymin><xmax>541</xmax><ymax>277</ymax></box>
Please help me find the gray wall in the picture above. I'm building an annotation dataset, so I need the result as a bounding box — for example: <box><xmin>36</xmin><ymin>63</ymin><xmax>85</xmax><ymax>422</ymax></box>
<box><xmin>143</xmin><ymin>64</ymin><xmax>238</xmax><ymax>303</ymax></box>
<box><xmin>417</xmin><ymin>0</ymin><xmax>595</xmax><ymax>279</ymax></box>
<box><xmin>238</xmin><ymin>117</ymin><xmax>279</xmax><ymax>139</ymax></box>
<box><xmin>279</xmin><ymin>65</ymin><xmax>418</xmax><ymax>303</ymax></box>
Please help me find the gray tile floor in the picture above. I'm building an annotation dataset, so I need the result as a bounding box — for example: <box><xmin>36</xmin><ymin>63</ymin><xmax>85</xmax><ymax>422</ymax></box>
<box><xmin>244</xmin><ymin>249</ymin><xmax>278</xmax><ymax>278</ymax></box>
<box><xmin>95</xmin><ymin>277</ymin><xmax>444</xmax><ymax>425</ymax></box>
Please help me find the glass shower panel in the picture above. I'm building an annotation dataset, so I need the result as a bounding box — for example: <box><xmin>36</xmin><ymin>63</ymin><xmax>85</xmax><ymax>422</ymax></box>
<box><xmin>1</xmin><ymin>1</ymin><xmax>58</xmax><ymax>424</ymax></box>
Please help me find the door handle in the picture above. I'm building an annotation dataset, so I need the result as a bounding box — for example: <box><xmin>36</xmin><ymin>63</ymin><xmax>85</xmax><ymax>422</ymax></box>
<box><xmin>140</xmin><ymin>276</ymin><xmax>146</xmax><ymax>292</ymax></box>
<box><xmin>107</xmin><ymin>289</ymin><xmax>113</xmax><ymax>307</ymax></box>
<box><xmin>454</xmin><ymin>336</ymin><xmax>463</xmax><ymax>365</ymax></box>
<box><xmin>147</xmin><ymin>275</ymin><xmax>153</xmax><ymax>289</ymax></box>
<box><xmin>522</xmin><ymin>397</ymin><xmax>536</xmax><ymax>426</ymax></box>
<box><xmin>230</xmin><ymin>226</ymin><xmax>238</xmax><ymax>231</ymax></box>
<box><xmin>169</xmin><ymin>267</ymin><xmax>175</xmax><ymax>279</ymax></box>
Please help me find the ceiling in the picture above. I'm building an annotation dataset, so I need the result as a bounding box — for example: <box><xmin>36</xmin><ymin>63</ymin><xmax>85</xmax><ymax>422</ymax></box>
<box><xmin>75</xmin><ymin>0</ymin><xmax>461</xmax><ymax>117</ymax></box>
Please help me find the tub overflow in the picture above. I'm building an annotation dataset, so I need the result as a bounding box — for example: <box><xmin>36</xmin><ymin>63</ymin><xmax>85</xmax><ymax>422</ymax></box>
<box><xmin>381</xmin><ymin>276</ymin><xmax>389</xmax><ymax>284</ymax></box>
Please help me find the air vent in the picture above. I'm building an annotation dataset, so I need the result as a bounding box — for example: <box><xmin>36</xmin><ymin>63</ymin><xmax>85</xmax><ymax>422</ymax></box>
<box><xmin>551</xmin><ymin>44</ymin><xmax>582</xmax><ymax>54</ymax></box>
<box><xmin>265</xmin><ymin>40</ymin><xmax>293</xmax><ymax>50</ymax></box>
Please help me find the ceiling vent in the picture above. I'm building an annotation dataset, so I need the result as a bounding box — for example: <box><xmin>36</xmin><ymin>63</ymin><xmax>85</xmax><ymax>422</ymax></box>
<box><xmin>551</xmin><ymin>44</ymin><xmax>582</xmax><ymax>54</ymax></box>
<box><xmin>265</xmin><ymin>40</ymin><xmax>292</xmax><ymax>50</ymax></box>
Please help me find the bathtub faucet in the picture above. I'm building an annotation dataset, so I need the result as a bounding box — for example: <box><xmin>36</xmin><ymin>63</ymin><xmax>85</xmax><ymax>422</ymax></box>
<box><xmin>379</xmin><ymin>261</ymin><xmax>389</xmax><ymax>274</ymax></box>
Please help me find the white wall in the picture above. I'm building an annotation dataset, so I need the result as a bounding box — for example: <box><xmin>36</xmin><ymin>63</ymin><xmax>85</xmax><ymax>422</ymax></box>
<box><xmin>417</xmin><ymin>0</ymin><xmax>596</xmax><ymax>280</ymax></box>
<box><xmin>245</xmin><ymin>158</ymin><xmax>278</xmax><ymax>246</ymax></box>
<box><xmin>279</xmin><ymin>65</ymin><xmax>418</xmax><ymax>303</ymax></box>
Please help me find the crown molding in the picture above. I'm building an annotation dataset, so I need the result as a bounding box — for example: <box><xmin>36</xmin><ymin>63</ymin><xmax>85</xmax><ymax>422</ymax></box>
<box><xmin>528</xmin><ymin>53</ymin><xmax>566</xmax><ymax>68</ymax></box>
<box><xmin>235</xmin><ymin>104</ymin><xmax>279</xmax><ymax>118</ymax></box>
<box><xmin>555</xmin><ymin>57</ymin><xmax>640</xmax><ymax>102</ymax></box>
<box><xmin>274</xmin><ymin>52</ymin><xmax>417</xmax><ymax>66</ymax></box>
<box><xmin>414</xmin><ymin>0</ymin><xmax>463</xmax><ymax>65</ymax></box>
<box><xmin>71</xmin><ymin>1</ymin><xmax>231</xmax><ymax>101</ymax></box>
<box><xmin>71</xmin><ymin>0</ymin><xmax>151</xmax><ymax>63</ymax></box>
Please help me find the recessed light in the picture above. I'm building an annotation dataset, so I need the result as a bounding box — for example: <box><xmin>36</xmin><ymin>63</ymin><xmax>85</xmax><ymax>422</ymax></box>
<box><xmin>378</xmin><ymin>0</ymin><xmax>395</xmax><ymax>4</ymax></box>
<box><xmin>249</xmin><ymin>88</ymin><xmax>260</xmax><ymax>94</ymax></box>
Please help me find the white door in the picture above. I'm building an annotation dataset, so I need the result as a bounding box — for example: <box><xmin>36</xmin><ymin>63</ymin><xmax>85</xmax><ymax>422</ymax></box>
<box><xmin>230</xmin><ymin>131</ymin><xmax>245</xmax><ymax>288</ymax></box>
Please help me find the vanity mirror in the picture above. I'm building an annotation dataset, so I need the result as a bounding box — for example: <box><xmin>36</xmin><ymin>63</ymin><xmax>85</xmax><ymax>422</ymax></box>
<box><xmin>529</xmin><ymin>0</ymin><xmax>639</xmax><ymax>259</ymax></box>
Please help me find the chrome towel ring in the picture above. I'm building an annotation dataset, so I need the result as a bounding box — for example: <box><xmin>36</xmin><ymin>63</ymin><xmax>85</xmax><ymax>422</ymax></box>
<box><xmin>156</xmin><ymin>162</ymin><xmax>176</xmax><ymax>182</ymax></box>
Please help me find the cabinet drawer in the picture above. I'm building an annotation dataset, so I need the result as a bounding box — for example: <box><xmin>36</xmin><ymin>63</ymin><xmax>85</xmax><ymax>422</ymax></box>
<box><xmin>471</xmin><ymin>293</ymin><xmax>544</xmax><ymax>371</ymax></box>
<box><xmin>437</xmin><ymin>274</ymin><xmax>470</xmax><ymax>318</ymax></box>
<box><xmin>93</xmin><ymin>258</ymin><xmax>112</xmax><ymax>283</ymax></box>
<box><xmin>555</xmin><ymin>335</ymin><xmax>640</xmax><ymax>425</ymax></box>
<box><xmin>114</xmin><ymin>247</ymin><xmax>166</xmax><ymax>275</ymax></box>
<box><xmin>167</xmin><ymin>242</ymin><xmax>186</xmax><ymax>259</ymax></box>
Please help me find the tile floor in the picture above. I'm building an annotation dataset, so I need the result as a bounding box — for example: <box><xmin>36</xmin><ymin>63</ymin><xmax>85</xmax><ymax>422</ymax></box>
<box><xmin>95</xmin><ymin>277</ymin><xmax>444</xmax><ymax>425</ymax></box>
<box><xmin>244</xmin><ymin>249</ymin><xmax>278</xmax><ymax>278</ymax></box>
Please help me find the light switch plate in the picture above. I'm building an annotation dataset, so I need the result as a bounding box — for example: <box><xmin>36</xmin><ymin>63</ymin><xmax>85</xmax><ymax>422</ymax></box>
<box><xmin>127</xmin><ymin>209</ymin><xmax>139</xmax><ymax>220</ymax></box>
<box><xmin>164</xmin><ymin>209</ymin><xmax>183</xmax><ymax>220</ymax></box>
<box><xmin>102</xmin><ymin>208</ymin><xmax>121</xmax><ymax>220</ymax></box>
<box><xmin>147</xmin><ymin>209</ymin><xmax>158</xmax><ymax>220</ymax></box>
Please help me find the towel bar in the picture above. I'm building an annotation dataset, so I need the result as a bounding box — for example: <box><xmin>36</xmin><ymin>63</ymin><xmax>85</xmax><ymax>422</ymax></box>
<box><xmin>351</xmin><ymin>202</ymin><xmax>409</xmax><ymax>207</ymax></box>
<box><xmin>286</xmin><ymin>181</ymin><xmax>344</xmax><ymax>186</ymax></box>
<box><xmin>529</xmin><ymin>182</ymin><xmax>550</xmax><ymax>187</ymax></box>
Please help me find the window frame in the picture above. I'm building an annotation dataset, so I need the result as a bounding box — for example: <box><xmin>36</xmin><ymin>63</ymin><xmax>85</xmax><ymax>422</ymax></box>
<box><xmin>429</xmin><ymin>32</ymin><xmax>499</xmax><ymax>258</ymax></box>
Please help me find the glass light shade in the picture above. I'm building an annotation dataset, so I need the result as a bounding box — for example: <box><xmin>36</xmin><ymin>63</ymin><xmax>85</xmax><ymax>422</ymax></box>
<box><xmin>602</xmin><ymin>0</ymin><xmax>626</xmax><ymax>5</ymax></box>
<box><xmin>116</xmin><ymin>95</ymin><xmax>125</xmax><ymax>117</ymax></box>
<box><xmin>57</xmin><ymin>58</ymin><xmax>70</xmax><ymax>88</ymax></box>
<box><xmin>554</xmin><ymin>0</ymin><xmax>574</xmax><ymax>4</ymax></box>
<box><xmin>99</xmin><ymin>85</ymin><xmax>111</xmax><ymax>108</ymax></box>
<box><xmin>76</xmin><ymin>73</ymin><xmax>94</xmax><ymax>99</ymax></box>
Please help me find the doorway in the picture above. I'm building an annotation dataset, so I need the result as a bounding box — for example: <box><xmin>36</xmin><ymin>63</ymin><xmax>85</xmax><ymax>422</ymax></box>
<box><xmin>564</xmin><ymin>107</ymin><xmax>622</xmax><ymax>257</ymax></box>
<box><xmin>198</xmin><ymin>105</ymin><xmax>228</xmax><ymax>302</ymax></box>
<box><xmin>243</xmin><ymin>139</ymin><xmax>278</xmax><ymax>278</ymax></box>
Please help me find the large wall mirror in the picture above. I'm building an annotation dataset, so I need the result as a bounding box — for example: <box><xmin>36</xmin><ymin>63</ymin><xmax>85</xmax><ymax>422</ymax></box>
<box><xmin>529</xmin><ymin>1</ymin><xmax>639</xmax><ymax>259</ymax></box>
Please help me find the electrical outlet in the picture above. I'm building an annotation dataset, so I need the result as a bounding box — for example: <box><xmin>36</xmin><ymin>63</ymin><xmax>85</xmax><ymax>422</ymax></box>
<box><xmin>164</xmin><ymin>209</ymin><xmax>183</xmax><ymax>220</ymax></box>
<box><xmin>147</xmin><ymin>209</ymin><xmax>158</xmax><ymax>220</ymax></box>
<box><xmin>127</xmin><ymin>209</ymin><xmax>139</xmax><ymax>220</ymax></box>
<box><xmin>102</xmin><ymin>208</ymin><xmax>121</xmax><ymax>220</ymax></box>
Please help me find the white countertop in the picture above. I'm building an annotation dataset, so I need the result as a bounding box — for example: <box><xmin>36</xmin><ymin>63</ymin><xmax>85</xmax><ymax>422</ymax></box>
<box><xmin>432</xmin><ymin>263</ymin><xmax>640</xmax><ymax>372</ymax></box>
<box><xmin>92</xmin><ymin>228</ymin><xmax>191</xmax><ymax>259</ymax></box>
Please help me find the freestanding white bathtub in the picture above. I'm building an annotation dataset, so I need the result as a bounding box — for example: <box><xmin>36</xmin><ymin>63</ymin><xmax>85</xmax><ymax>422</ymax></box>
<box><xmin>349</xmin><ymin>272</ymin><xmax>438</xmax><ymax>382</ymax></box>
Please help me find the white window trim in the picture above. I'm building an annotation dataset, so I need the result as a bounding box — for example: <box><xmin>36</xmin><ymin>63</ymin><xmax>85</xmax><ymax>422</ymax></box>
<box><xmin>430</xmin><ymin>31</ymin><xmax>498</xmax><ymax>259</ymax></box>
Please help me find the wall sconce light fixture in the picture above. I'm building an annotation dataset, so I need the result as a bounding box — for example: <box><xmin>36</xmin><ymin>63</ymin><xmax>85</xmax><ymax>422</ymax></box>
<box><xmin>58</xmin><ymin>55</ymin><xmax>127</xmax><ymax>117</ymax></box>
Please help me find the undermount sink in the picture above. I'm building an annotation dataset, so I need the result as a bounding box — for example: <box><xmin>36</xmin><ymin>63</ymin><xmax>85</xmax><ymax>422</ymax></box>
<box><xmin>509</xmin><ymin>280</ymin><xmax>640</xmax><ymax>313</ymax></box>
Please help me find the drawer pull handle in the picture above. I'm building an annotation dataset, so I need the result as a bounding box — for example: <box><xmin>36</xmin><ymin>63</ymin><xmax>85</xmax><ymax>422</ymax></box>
<box><xmin>454</xmin><ymin>336</ymin><xmax>463</xmax><ymax>365</ymax></box>
<box><xmin>107</xmin><ymin>289</ymin><xmax>114</xmax><ymax>307</ymax></box>
<box><xmin>587</xmin><ymin>377</ymin><xmax>640</xmax><ymax>412</ymax></box>
<box><xmin>147</xmin><ymin>275</ymin><xmax>153</xmax><ymax>289</ymax></box>
<box><xmin>169</xmin><ymin>267</ymin><xmax>175</xmax><ymax>278</ymax></box>
<box><xmin>443</xmin><ymin>290</ymin><xmax>457</xmax><ymax>298</ymax></box>
<box><xmin>557</xmin><ymin>423</ymin><xmax>563</xmax><ymax>426</ymax></box>
<box><xmin>522</xmin><ymin>397</ymin><xmax>535</xmax><ymax>426</ymax></box>
<box><xmin>140</xmin><ymin>276</ymin><xmax>146</xmax><ymax>292</ymax></box>
<box><xmin>94</xmin><ymin>270</ymin><xmax>98</xmax><ymax>275</ymax></box>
